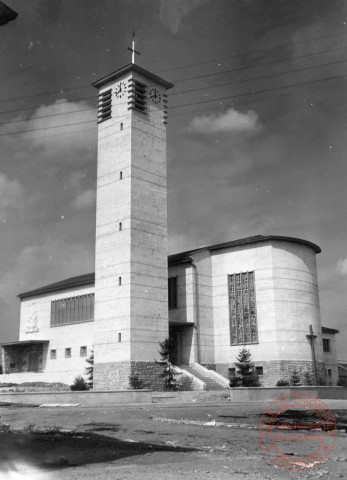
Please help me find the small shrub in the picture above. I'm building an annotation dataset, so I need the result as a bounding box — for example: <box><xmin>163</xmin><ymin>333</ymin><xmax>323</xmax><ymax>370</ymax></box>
<box><xmin>128</xmin><ymin>373</ymin><xmax>145</xmax><ymax>389</ymax></box>
<box><xmin>0</xmin><ymin>423</ymin><xmax>12</xmax><ymax>433</ymax></box>
<box><xmin>70</xmin><ymin>375</ymin><xmax>89</xmax><ymax>391</ymax></box>
<box><xmin>290</xmin><ymin>369</ymin><xmax>301</xmax><ymax>386</ymax></box>
<box><xmin>229</xmin><ymin>375</ymin><xmax>240</xmax><ymax>388</ymax></box>
<box><xmin>23</xmin><ymin>423</ymin><xmax>36</xmax><ymax>433</ymax></box>
<box><xmin>177</xmin><ymin>375</ymin><xmax>193</xmax><ymax>391</ymax></box>
<box><xmin>303</xmin><ymin>370</ymin><xmax>314</xmax><ymax>386</ymax></box>
<box><xmin>276</xmin><ymin>379</ymin><xmax>290</xmax><ymax>386</ymax></box>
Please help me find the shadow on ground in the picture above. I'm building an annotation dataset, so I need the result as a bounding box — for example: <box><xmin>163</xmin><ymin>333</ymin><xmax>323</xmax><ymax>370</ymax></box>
<box><xmin>0</xmin><ymin>429</ymin><xmax>198</xmax><ymax>472</ymax></box>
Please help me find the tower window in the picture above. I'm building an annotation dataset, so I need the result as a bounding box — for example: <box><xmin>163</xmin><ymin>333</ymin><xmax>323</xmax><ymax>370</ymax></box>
<box><xmin>229</xmin><ymin>272</ymin><xmax>258</xmax><ymax>345</ymax></box>
<box><xmin>120</xmin><ymin>171</ymin><xmax>123</xmax><ymax>180</ymax></box>
<box><xmin>97</xmin><ymin>89</ymin><xmax>112</xmax><ymax>123</ymax></box>
<box><xmin>118</xmin><ymin>333</ymin><xmax>122</xmax><ymax>343</ymax></box>
<box><xmin>323</xmin><ymin>338</ymin><xmax>331</xmax><ymax>353</ymax></box>
<box><xmin>119</xmin><ymin>276</ymin><xmax>122</xmax><ymax>286</ymax></box>
<box><xmin>128</xmin><ymin>79</ymin><xmax>147</xmax><ymax>113</ymax></box>
<box><xmin>168</xmin><ymin>276</ymin><xmax>178</xmax><ymax>309</ymax></box>
<box><xmin>119</xmin><ymin>222</ymin><xmax>122</xmax><ymax>231</ymax></box>
<box><xmin>120</xmin><ymin>122</ymin><xmax>123</xmax><ymax>131</ymax></box>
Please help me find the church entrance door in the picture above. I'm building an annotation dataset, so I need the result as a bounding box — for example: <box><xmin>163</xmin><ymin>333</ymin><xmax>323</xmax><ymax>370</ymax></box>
<box><xmin>28</xmin><ymin>352</ymin><xmax>39</xmax><ymax>372</ymax></box>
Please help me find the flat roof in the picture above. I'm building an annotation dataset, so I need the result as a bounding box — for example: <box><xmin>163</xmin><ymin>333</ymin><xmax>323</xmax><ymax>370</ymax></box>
<box><xmin>18</xmin><ymin>235</ymin><xmax>321</xmax><ymax>299</ymax></box>
<box><xmin>1</xmin><ymin>340</ymin><xmax>49</xmax><ymax>346</ymax></box>
<box><xmin>322</xmin><ymin>326</ymin><xmax>339</xmax><ymax>335</ymax></box>
<box><xmin>92</xmin><ymin>63</ymin><xmax>174</xmax><ymax>90</ymax></box>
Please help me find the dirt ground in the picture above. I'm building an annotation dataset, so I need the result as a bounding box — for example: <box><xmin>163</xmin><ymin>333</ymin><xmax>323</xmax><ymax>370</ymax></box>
<box><xmin>0</xmin><ymin>399</ymin><xmax>347</xmax><ymax>479</ymax></box>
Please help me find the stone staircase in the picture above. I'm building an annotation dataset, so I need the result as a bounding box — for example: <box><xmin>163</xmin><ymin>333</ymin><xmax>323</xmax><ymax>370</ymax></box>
<box><xmin>179</xmin><ymin>363</ymin><xmax>229</xmax><ymax>391</ymax></box>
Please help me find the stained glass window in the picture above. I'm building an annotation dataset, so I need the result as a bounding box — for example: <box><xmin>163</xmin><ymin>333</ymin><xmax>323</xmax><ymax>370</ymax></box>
<box><xmin>229</xmin><ymin>272</ymin><xmax>258</xmax><ymax>345</ymax></box>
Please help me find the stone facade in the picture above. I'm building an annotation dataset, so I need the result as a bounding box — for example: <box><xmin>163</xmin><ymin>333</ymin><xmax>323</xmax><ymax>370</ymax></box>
<box><xmin>93</xmin><ymin>361</ymin><xmax>165</xmax><ymax>390</ymax></box>
<box><xmin>216</xmin><ymin>360</ymin><xmax>327</xmax><ymax>387</ymax></box>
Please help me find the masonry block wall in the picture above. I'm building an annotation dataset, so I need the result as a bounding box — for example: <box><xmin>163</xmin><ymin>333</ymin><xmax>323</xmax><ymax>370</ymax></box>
<box><xmin>93</xmin><ymin>67</ymin><xmax>171</xmax><ymax>389</ymax></box>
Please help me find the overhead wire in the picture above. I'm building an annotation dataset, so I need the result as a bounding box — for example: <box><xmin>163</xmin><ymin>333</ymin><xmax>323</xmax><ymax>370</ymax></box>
<box><xmin>0</xmin><ymin>28</ymin><xmax>347</xmax><ymax>107</ymax></box>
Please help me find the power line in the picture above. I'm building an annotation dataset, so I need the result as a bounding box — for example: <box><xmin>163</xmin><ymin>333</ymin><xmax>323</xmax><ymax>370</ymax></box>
<box><xmin>169</xmin><ymin>72</ymin><xmax>347</xmax><ymax>111</ymax></box>
<box><xmin>169</xmin><ymin>57</ymin><xmax>347</xmax><ymax>98</ymax></box>
<box><xmin>156</xmin><ymin>28</ymin><xmax>347</xmax><ymax>75</ymax></box>
<box><xmin>0</xmin><ymin>30</ymin><xmax>346</xmax><ymax>107</ymax></box>
<box><xmin>0</xmin><ymin>71</ymin><xmax>346</xmax><ymax>142</ymax></box>
<box><xmin>1</xmin><ymin>51</ymin><xmax>346</xmax><ymax>124</ymax></box>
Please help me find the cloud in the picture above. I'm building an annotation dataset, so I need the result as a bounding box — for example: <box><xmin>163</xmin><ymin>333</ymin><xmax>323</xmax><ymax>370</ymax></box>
<box><xmin>189</xmin><ymin>108</ymin><xmax>261</xmax><ymax>135</ymax></box>
<box><xmin>337</xmin><ymin>257</ymin><xmax>347</xmax><ymax>276</ymax></box>
<box><xmin>160</xmin><ymin>0</ymin><xmax>209</xmax><ymax>33</ymax></box>
<box><xmin>1</xmin><ymin>98</ymin><xmax>96</xmax><ymax>153</ymax></box>
<box><xmin>72</xmin><ymin>189</ymin><xmax>96</xmax><ymax>210</ymax></box>
<box><xmin>0</xmin><ymin>173</ymin><xmax>24</xmax><ymax>217</ymax></box>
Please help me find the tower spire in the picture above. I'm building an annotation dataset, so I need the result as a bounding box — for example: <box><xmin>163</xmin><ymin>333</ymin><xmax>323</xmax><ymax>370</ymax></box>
<box><xmin>127</xmin><ymin>28</ymin><xmax>140</xmax><ymax>64</ymax></box>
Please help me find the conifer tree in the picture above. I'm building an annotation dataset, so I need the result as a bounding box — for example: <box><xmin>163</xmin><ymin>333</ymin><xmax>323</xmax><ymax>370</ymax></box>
<box><xmin>158</xmin><ymin>337</ymin><xmax>179</xmax><ymax>391</ymax></box>
<box><xmin>234</xmin><ymin>347</ymin><xmax>260</xmax><ymax>387</ymax></box>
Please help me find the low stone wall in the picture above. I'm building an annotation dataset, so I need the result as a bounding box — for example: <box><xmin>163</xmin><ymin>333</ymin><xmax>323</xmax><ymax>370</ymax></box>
<box><xmin>229</xmin><ymin>386</ymin><xmax>347</xmax><ymax>402</ymax></box>
<box><xmin>216</xmin><ymin>360</ymin><xmax>327</xmax><ymax>387</ymax></box>
<box><xmin>0</xmin><ymin>389</ymin><xmax>152</xmax><ymax>406</ymax></box>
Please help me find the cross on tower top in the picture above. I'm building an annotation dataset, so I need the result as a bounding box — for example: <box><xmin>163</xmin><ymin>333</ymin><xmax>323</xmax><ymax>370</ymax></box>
<box><xmin>127</xmin><ymin>28</ymin><xmax>141</xmax><ymax>64</ymax></box>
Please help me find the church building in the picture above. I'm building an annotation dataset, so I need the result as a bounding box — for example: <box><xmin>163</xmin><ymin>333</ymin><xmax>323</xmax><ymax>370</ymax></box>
<box><xmin>0</xmin><ymin>57</ymin><xmax>339</xmax><ymax>389</ymax></box>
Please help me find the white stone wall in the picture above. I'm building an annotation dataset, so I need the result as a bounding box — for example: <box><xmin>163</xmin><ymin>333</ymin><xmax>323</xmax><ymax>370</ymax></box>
<box><xmin>18</xmin><ymin>285</ymin><xmax>95</xmax><ymax>383</ymax></box>
<box><xmin>94</xmin><ymin>69</ymin><xmax>169</xmax><ymax>384</ymax></box>
<box><xmin>210</xmin><ymin>240</ymin><xmax>322</xmax><ymax>368</ymax></box>
<box><xmin>322</xmin><ymin>332</ymin><xmax>339</xmax><ymax>385</ymax></box>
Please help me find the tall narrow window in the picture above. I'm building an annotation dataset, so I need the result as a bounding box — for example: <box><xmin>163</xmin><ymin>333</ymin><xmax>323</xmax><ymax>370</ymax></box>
<box><xmin>229</xmin><ymin>272</ymin><xmax>258</xmax><ymax>345</ymax></box>
<box><xmin>65</xmin><ymin>348</ymin><xmax>71</xmax><ymax>358</ymax></box>
<box><xmin>323</xmin><ymin>338</ymin><xmax>331</xmax><ymax>353</ymax></box>
<box><xmin>168</xmin><ymin>276</ymin><xmax>178</xmax><ymax>309</ymax></box>
<box><xmin>118</xmin><ymin>276</ymin><xmax>122</xmax><ymax>286</ymax></box>
<box><xmin>118</xmin><ymin>333</ymin><xmax>122</xmax><ymax>343</ymax></box>
<box><xmin>119</xmin><ymin>222</ymin><xmax>122</xmax><ymax>231</ymax></box>
<box><xmin>120</xmin><ymin>171</ymin><xmax>123</xmax><ymax>180</ymax></box>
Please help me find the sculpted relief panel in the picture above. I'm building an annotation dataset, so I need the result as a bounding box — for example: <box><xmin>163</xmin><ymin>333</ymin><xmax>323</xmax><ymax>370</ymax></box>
<box><xmin>25</xmin><ymin>302</ymin><xmax>39</xmax><ymax>334</ymax></box>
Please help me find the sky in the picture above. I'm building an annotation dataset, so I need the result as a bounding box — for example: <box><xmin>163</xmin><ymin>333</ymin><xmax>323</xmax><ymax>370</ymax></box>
<box><xmin>0</xmin><ymin>0</ymin><xmax>346</xmax><ymax>358</ymax></box>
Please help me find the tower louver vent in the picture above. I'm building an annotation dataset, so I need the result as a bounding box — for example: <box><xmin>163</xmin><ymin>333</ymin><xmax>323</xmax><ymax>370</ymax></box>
<box><xmin>97</xmin><ymin>89</ymin><xmax>112</xmax><ymax>123</ymax></box>
<box><xmin>128</xmin><ymin>79</ymin><xmax>147</xmax><ymax>113</ymax></box>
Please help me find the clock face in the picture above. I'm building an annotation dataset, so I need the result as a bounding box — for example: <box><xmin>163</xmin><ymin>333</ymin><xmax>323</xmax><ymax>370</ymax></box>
<box><xmin>149</xmin><ymin>87</ymin><xmax>162</xmax><ymax>104</ymax></box>
<box><xmin>115</xmin><ymin>81</ymin><xmax>127</xmax><ymax>98</ymax></box>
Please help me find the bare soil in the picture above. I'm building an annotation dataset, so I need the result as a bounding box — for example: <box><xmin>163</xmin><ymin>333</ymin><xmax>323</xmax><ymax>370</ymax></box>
<box><xmin>0</xmin><ymin>401</ymin><xmax>346</xmax><ymax>479</ymax></box>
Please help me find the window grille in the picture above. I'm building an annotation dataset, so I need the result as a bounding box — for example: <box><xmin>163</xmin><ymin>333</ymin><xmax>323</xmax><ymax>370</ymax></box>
<box><xmin>51</xmin><ymin>294</ymin><xmax>94</xmax><ymax>327</ymax></box>
<box><xmin>97</xmin><ymin>89</ymin><xmax>112</xmax><ymax>123</ymax></box>
<box><xmin>229</xmin><ymin>272</ymin><xmax>258</xmax><ymax>345</ymax></box>
<box><xmin>168</xmin><ymin>276</ymin><xmax>178</xmax><ymax>309</ymax></box>
<box><xmin>128</xmin><ymin>79</ymin><xmax>147</xmax><ymax>113</ymax></box>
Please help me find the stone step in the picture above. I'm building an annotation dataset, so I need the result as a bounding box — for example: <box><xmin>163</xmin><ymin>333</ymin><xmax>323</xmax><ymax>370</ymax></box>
<box><xmin>182</xmin><ymin>365</ymin><xmax>225</xmax><ymax>391</ymax></box>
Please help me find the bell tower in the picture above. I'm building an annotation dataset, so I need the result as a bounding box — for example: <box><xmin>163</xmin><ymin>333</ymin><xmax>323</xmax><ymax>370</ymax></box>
<box><xmin>92</xmin><ymin>60</ymin><xmax>173</xmax><ymax>389</ymax></box>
